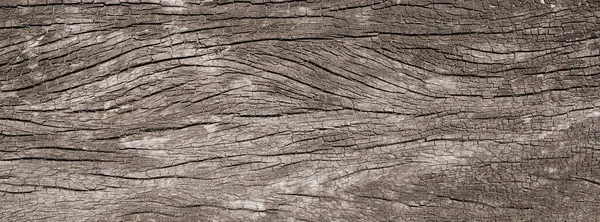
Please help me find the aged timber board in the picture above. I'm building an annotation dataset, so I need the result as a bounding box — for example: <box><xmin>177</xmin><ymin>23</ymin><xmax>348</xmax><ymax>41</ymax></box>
<box><xmin>1</xmin><ymin>0</ymin><xmax>599</xmax><ymax>221</ymax></box>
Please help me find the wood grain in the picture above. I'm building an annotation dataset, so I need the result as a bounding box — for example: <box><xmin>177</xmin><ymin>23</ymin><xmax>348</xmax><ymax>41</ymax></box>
<box><xmin>1</xmin><ymin>0</ymin><xmax>599</xmax><ymax>221</ymax></box>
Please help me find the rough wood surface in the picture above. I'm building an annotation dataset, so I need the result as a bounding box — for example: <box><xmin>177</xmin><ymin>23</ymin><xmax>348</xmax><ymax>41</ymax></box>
<box><xmin>1</xmin><ymin>0</ymin><xmax>599</xmax><ymax>221</ymax></box>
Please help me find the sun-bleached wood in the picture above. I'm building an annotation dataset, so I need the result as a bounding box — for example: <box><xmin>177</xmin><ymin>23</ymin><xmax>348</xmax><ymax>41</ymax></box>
<box><xmin>1</xmin><ymin>0</ymin><xmax>599</xmax><ymax>221</ymax></box>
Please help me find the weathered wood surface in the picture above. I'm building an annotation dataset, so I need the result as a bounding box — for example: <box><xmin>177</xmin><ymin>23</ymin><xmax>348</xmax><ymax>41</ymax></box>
<box><xmin>1</xmin><ymin>0</ymin><xmax>599</xmax><ymax>221</ymax></box>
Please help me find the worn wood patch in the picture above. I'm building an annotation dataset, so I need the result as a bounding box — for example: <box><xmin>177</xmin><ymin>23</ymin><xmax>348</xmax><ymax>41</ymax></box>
<box><xmin>1</xmin><ymin>0</ymin><xmax>599</xmax><ymax>221</ymax></box>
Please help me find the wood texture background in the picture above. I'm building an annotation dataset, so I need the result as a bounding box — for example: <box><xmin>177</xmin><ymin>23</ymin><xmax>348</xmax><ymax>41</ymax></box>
<box><xmin>1</xmin><ymin>0</ymin><xmax>599</xmax><ymax>221</ymax></box>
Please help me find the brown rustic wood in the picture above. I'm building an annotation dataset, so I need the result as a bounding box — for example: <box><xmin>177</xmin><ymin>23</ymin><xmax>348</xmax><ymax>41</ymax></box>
<box><xmin>1</xmin><ymin>0</ymin><xmax>599</xmax><ymax>221</ymax></box>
